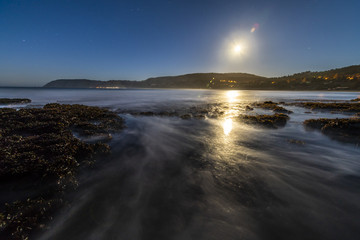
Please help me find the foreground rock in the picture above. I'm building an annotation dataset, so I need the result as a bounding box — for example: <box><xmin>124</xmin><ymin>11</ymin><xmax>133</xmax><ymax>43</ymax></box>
<box><xmin>0</xmin><ymin>103</ymin><xmax>124</xmax><ymax>240</ymax></box>
<box><xmin>238</xmin><ymin>113</ymin><xmax>290</xmax><ymax>129</ymax></box>
<box><xmin>0</xmin><ymin>98</ymin><xmax>31</xmax><ymax>105</ymax></box>
<box><xmin>304</xmin><ymin>117</ymin><xmax>360</xmax><ymax>144</ymax></box>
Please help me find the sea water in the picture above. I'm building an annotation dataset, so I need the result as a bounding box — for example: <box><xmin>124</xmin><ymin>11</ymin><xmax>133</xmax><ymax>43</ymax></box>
<box><xmin>1</xmin><ymin>88</ymin><xmax>360</xmax><ymax>240</ymax></box>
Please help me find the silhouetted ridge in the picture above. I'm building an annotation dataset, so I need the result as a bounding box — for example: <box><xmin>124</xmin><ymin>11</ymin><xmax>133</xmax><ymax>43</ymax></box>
<box><xmin>43</xmin><ymin>65</ymin><xmax>360</xmax><ymax>90</ymax></box>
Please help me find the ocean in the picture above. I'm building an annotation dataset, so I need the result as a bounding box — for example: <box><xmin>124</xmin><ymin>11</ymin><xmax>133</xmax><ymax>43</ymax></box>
<box><xmin>1</xmin><ymin>88</ymin><xmax>360</xmax><ymax>240</ymax></box>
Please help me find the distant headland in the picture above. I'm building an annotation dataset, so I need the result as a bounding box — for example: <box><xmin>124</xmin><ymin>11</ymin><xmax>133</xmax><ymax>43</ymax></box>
<box><xmin>43</xmin><ymin>65</ymin><xmax>360</xmax><ymax>90</ymax></box>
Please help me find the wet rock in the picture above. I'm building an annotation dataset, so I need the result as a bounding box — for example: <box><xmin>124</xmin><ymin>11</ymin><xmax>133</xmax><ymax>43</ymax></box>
<box><xmin>238</xmin><ymin>113</ymin><xmax>290</xmax><ymax>129</ymax></box>
<box><xmin>0</xmin><ymin>98</ymin><xmax>31</xmax><ymax>105</ymax></box>
<box><xmin>255</xmin><ymin>101</ymin><xmax>293</xmax><ymax>114</ymax></box>
<box><xmin>180</xmin><ymin>114</ymin><xmax>192</xmax><ymax>120</ymax></box>
<box><xmin>245</xmin><ymin>105</ymin><xmax>254</xmax><ymax>111</ymax></box>
<box><xmin>158</xmin><ymin>111</ymin><xmax>177</xmax><ymax>117</ymax></box>
<box><xmin>117</xmin><ymin>103</ymin><xmax>230</xmax><ymax>120</ymax></box>
<box><xmin>304</xmin><ymin>117</ymin><xmax>360</xmax><ymax>144</ymax></box>
<box><xmin>194</xmin><ymin>114</ymin><xmax>206</xmax><ymax>119</ymax></box>
<box><xmin>0</xmin><ymin>104</ymin><xmax>124</xmax><ymax>239</ymax></box>
<box><xmin>0</xmin><ymin>198</ymin><xmax>64</xmax><ymax>240</ymax></box>
<box><xmin>350</xmin><ymin>98</ymin><xmax>360</xmax><ymax>102</ymax></box>
<box><xmin>294</xmin><ymin>102</ymin><xmax>360</xmax><ymax>113</ymax></box>
<box><xmin>139</xmin><ymin>111</ymin><xmax>155</xmax><ymax>116</ymax></box>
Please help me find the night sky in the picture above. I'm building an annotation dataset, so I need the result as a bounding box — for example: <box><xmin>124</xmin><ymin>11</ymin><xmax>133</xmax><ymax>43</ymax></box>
<box><xmin>1</xmin><ymin>0</ymin><xmax>359</xmax><ymax>86</ymax></box>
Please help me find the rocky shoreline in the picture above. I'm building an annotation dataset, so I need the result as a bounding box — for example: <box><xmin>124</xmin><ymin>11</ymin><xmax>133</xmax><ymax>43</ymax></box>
<box><xmin>1</xmin><ymin>97</ymin><xmax>359</xmax><ymax>239</ymax></box>
<box><xmin>0</xmin><ymin>102</ymin><xmax>124</xmax><ymax>239</ymax></box>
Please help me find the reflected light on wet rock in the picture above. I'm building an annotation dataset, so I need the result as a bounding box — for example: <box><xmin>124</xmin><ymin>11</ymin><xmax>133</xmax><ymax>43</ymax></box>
<box><xmin>223</xmin><ymin>118</ymin><xmax>233</xmax><ymax>135</ymax></box>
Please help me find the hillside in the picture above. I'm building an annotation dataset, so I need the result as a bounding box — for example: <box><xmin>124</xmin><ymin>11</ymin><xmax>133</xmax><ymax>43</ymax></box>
<box><xmin>43</xmin><ymin>65</ymin><xmax>360</xmax><ymax>90</ymax></box>
<box><xmin>269</xmin><ymin>65</ymin><xmax>360</xmax><ymax>90</ymax></box>
<box><xmin>143</xmin><ymin>73</ymin><xmax>267</xmax><ymax>89</ymax></box>
<box><xmin>44</xmin><ymin>79</ymin><xmax>104</xmax><ymax>88</ymax></box>
<box><xmin>43</xmin><ymin>79</ymin><xmax>140</xmax><ymax>88</ymax></box>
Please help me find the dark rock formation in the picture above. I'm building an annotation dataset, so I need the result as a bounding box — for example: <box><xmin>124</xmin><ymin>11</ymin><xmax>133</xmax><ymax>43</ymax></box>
<box><xmin>238</xmin><ymin>113</ymin><xmax>290</xmax><ymax>128</ymax></box>
<box><xmin>295</xmin><ymin>102</ymin><xmax>360</xmax><ymax>113</ymax></box>
<box><xmin>255</xmin><ymin>101</ymin><xmax>293</xmax><ymax>114</ymax></box>
<box><xmin>0</xmin><ymin>98</ymin><xmax>31</xmax><ymax>105</ymax></box>
<box><xmin>0</xmin><ymin>104</ymin><xmax>124</xmax><ymax>239</ymax></box>
<box><xmin>304</xmin><ymin>117</ymin><xmax>360</xmax><ymax>144</ymax></box>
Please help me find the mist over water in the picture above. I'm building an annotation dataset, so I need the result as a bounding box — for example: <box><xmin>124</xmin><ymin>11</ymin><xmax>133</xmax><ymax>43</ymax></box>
<box><xmin>1</xmin><ymin>88</ymin><xmax>360</xmax><ymax>240</ymax></box>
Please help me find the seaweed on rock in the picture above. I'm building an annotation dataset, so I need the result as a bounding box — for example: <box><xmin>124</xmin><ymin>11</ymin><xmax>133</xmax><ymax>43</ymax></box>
<box><xmin>0</xmin><ymin>103</ymin><xmax>124</xmax><ymax>240</ymax></box>
<box><xmin>0</xmin><ymin>98</ymin><xmax>31</xmax><ymax>105</ymax></box>
<box><xmin>304</xmin><ymin>117</ymin><xmax>360</xmax><ymax>144</ymax></box>
<box><xmin>0</xmin><ymin>198</ymin><xmax>64</xmax><ymax>240</ymax></box>
<box><xmin>295</xmin><ymin>102</ymin><xmax>360</xmax><ymax>113</ymax></box>
<box><xmin>254</xmin><ymin>101</ymin><xmax>293</xmax><ymax>114</ymax></box>
<box><xmin>238</xmin><ymin>113</ymin><xmax>290</xmax><ymax>129</ymax></box>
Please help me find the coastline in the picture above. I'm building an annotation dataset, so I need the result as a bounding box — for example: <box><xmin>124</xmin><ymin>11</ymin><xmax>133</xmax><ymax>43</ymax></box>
<box><xmin>1</xmin><ymin>92</ymin><xmax>360</xmax><ymax>239</ymax></box>
<box><xmin>1</xmin><ymin>86</ymin><xmax>360</xmax><ymax>92</ymax></box>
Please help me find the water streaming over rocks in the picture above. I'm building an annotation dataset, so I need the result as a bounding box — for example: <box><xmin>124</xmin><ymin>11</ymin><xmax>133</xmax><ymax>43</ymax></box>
<box><xmin>1</xmin><ymin>88</ymin><xmax>360</xmax><ymax>240</ymax></box>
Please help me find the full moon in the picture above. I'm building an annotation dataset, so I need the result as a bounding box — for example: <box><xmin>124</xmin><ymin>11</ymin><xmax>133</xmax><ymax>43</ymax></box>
<box><xmin>234</xmin><ymin>44</ymin><xmax>242</xmax><ymax>53</ymax></box>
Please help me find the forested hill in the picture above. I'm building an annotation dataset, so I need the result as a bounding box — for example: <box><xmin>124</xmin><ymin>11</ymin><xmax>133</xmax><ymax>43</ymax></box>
<box><xmin>43</xmin><ymin>73</ymin><xmax>267</xmax><ymax>89</ymax></box>
<box><xmin>270</xmin><ymin>65</ymin><xmax>360</xmax><ymax>90</ymax></box>
<box><xmin>144</xmin><ymin>73</ymin><xmax>266</xmax><ymax>89</ymax></box>
<box><xmin>43</xmin><ymin>65</ymin><xmax>360</xmax><ymax>90</ymax></box>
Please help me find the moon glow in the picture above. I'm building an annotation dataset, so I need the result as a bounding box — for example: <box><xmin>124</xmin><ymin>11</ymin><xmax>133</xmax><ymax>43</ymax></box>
<box><xmin>234</xmin><ymin>44</ymin><xmax>242</xmax><ymax>53</ymax></box>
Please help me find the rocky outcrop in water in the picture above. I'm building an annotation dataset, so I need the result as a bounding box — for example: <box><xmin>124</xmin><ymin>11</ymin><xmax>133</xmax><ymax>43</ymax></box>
<box><xmin>238</xmin><ymin>113</ymin><xmax>290</xmax><ymax>128</ymax></box>
<box><xmin>304</xmin><ymin>117</ymin><xmax>360</xmax><ymax>144</ymax></box>
<box><xmin>294</xmin><ymin>102</ymin><xmax>360</xmax><ymax>113</ymax></box>
<box><xmin>0</xmin><ymin>98</ymin><xmax>31</xmax><ymax>105</ymax></box>
<box><xmin>254</xmin><ymin>101</ymin><xmax>293</xmax><ymax>114</ymax></box>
